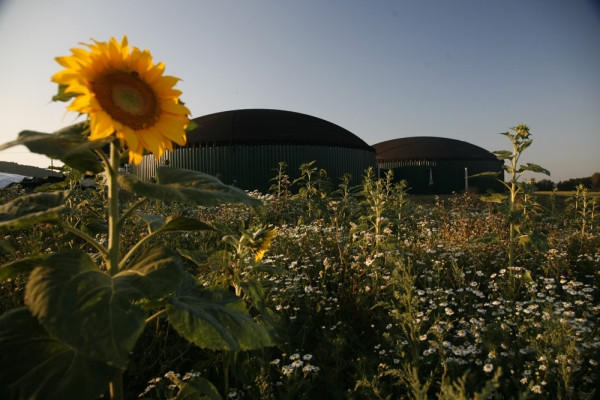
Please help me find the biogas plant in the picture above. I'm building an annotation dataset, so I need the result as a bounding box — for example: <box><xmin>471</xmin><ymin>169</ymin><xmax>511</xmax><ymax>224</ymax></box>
<box><xmin>131</xmin><ymin>108</ymin><xmax>503</xmax><ymax>195</ymax></box>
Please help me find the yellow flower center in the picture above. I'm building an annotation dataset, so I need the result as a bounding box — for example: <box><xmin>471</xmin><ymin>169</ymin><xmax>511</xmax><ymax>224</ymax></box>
<box><xmin>92</xmin><ymin>71</ymin><xmax>160</xmax><ymax>130</ymax></box>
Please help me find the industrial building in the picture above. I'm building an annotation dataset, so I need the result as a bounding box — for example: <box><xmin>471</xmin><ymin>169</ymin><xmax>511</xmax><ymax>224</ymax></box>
<box><xmin>130</xmin><ymin>109</ymin><xmax>377</xmax><ymax>193</ymax></box>
<box><xmin>373</xmin><ymin>137</ymin><xmax>503</xmax><ymax>195</ymax></box>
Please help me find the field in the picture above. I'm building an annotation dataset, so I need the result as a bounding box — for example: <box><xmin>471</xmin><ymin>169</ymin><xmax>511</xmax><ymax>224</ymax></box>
<box><xmin>1</xmin><ymin>175</ymin><xmax>599</xmax><ymax>399</ymax></box>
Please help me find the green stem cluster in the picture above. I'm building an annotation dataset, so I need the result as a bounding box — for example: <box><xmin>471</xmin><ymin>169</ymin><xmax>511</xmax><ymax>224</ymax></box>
<box><xmin>476</xmin><ymin>124</ymin><xmax>550</xmax><ymax>270</ymax></box>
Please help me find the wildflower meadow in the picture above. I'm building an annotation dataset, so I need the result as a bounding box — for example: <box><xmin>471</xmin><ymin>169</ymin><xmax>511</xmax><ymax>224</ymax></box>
<box><xmin>1</xmin><ymin>161</ymin><xmax>598</xmax><ymax>399</ymax></box>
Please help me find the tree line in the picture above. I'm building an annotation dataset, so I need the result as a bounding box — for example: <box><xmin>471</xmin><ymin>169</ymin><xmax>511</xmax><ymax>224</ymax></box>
<box><xmin>535</xmin><ymin>172</ymin><xmax>600</xmax><ymax>191</ymax></box>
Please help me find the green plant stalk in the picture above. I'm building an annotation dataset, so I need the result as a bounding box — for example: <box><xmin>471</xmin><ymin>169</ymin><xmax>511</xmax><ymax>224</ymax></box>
<box><xmin>577</xmin><ymin>185</ymin><xmax>590</xmax><ymax>236</ymax></box>
<box><xmin>145</xmin><ymin>309</ymin><xmax>167</xmax><ymax>324</ymax></box>
<box><xmin>508</xmin><ymin>138</ymin><xmax>519</xmax><ymax>271</ymax></box>
<box><xmin>59</xmin><ymin>221</ymin><xmax>108</xmax><ymax>261</ymax></box>
<box><xmin>501</xmin><ymin>132</ymin><xmax>526</xmax><ymax>272</ymax></box>
<box><xmin>107</xmin><ymin>143</ymin><xmax>121</xmax><ymax>277</ymax></box>
<box><xmin>119</xmin><ymin>228</ymin><xmax>160</xmax><ymax>270</ymax></box>
<box><xmin>106</xmin><ymin>142</ymin><xmax>124</xmax><ymax>400</ymax></box>
<box><xmin>119</xmin><ymin>197</ymin><xmax>148</xmax><ymax>229</ymax></box>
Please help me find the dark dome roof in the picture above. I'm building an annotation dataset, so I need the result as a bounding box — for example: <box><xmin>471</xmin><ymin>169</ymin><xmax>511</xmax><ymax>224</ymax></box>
<box><xmin>186</xmin><ymin>109</ymin><xmax>374</xmax><ymax>151</ymax></box>
<box><xmin>373</xmin><ymin>137</ymin><xmax>497</xmax><ymax>162</ymax></box>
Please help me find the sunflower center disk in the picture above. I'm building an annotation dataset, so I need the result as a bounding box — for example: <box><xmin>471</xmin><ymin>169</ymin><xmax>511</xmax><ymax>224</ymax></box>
<box><xmin>93</xmin><ymin>71</ymin><xmax>160</xmax><ymax>130</ymax></box>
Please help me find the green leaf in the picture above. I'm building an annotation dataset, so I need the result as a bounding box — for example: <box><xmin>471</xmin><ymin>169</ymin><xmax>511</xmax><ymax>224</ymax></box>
<box><xmin>115</xmin><ymin>246</ymin><xmax>187</xmax><ymax>300</ymax></box>
<box><xmin>166</xmin><ymin>284</ymin><xmax>275</xmax><ymax>351</ymax></box>
<box><xmin>252</xmin><ymin>263</ymin><xmax>290</xmax><ymax>276</ymax></box>
<box><xmin>507</xmin><ymin>210</ymin><xmax>522</xmax><ymax>224</ymax></box>
<box><xmin>0</xmin><ymin>123</ymin><xmax>105</xmax><ymax>173</ymax></box>
<box><xmin>522</xmin><ymin>163</ymin><xmax>550</xmax><ymax>176</ymax></box>
<box><xmin>118</xmin><ymin>167</ymin><xmax>261</xmax><ymax>207</ymax></box>
<box><xmin>185</xmin><ymin>119</ymin><xmax>199</xmax><ymax>132</ymax></box>
<box><xmin>517</xmin><ymin>140</ymin><xmax>532</xmax><ymax>153</ymax></box>
<box><xmin>137</xmin><ymin>213</ymin><xmax>214</xmax><ymax>234</ymax></box>
<box><xmin>530</xmin><ymin>231</ymin><xmax>550</xmax><ymax>253</ymax></box>
<box><xmin>493</xmin><ymin>150</ymin><xmax>513</xmax><ymax>160</ymax></box>
<box><xmin>469</xmin><ymin>233</ymin><xmax>500</xmax><ymax>244</ymax></box>
<box><xmin>237</xmin><ymin>278</ymin><xmax>280</xmax><ymax>330</ymax></box>
<box><xmin>469</xmin><ymin>171</ymin><xmax>501</xmax><ymax>180</ymax></box>
<box><xmin>26</xmin><ymin>249</ymin><xmax>146</xmax><ymax>367</ymax></box>
<box><xmin>517</xmin><ymin>233</ymin><xmax>532</xmax><ymax>250</ymax></box>
<box><xmin>178</xmin><ymin>248</ymin><xmax>212</xmax><ymax>267</ymax></box>
<box><xmin>174</xmin><ymin>376</ymin><xmax>223</xmax><ymax>400</ymax></box>
<box><xmin>479</xmin><ymin>192</ymin><xmax>507</xmax><ymax>204</ymax></box>
<box><xmin>0</xmin><ymin>307</ymin><xmax>117</xmax><ymax>400</ymax></box>
<box><xmin>0</xmin><ymin>254</ymin><xmax>49</xmax><ymax>281</ymax></box>
<box><xmin>82</xmin><ymin>215</ymin><xmax>109</xmax><ymax>234</ymax></box>
<box><xmin>237</xmin><ymin>279</ymin><xmax>268</xmax><ymax>312</ymax></box>
<box><xmin>52</xmin><ymin>83</ymin><xmax>78</xmax><ymax>102</ymax></box>
<box><xmin>0</xmin><ymin>191</ymin><xmax>68</xmax><ymax>233</ymax></box>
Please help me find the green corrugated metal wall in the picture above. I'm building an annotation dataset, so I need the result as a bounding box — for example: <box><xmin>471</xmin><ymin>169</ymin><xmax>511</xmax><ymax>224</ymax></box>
<box><xmin>378</xmin><ymin>159</ymin><xmax>503</xmax><ymax>194</ymax></box>
<box><xmin>130</xmin><ymin>144</ymin><xmax>377</xmax><ymax>193</ymax></box>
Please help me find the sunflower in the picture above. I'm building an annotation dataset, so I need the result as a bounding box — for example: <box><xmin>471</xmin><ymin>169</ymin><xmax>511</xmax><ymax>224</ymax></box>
<box><xmin>252</xmin><ymin>227</ymin><xmax>277</xmax><ymax>261</ymax></box>
<box><xmin>52</xmin><ymin>36</ymin><xmax>190</xmax><ymax>164</ymax></box>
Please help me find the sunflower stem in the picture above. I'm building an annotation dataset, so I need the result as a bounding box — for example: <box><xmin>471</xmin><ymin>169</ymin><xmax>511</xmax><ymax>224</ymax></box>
<box><xmin>119</xmin><ymin>197</ymin><xmax>148</xmax><ymax>230</ymax></box>
<box><xmin>59</xmin><ymin>222</ymin><xmax>108</xmax><ymax>262</ymax></box>
<box><xmin>106</xmin><ymin>143</ymin><xmax>125</xmax><ymax>399</ymax></box>
<box><xmin>107</xmin><ymin>142</ymin><xmax>121</xmax><ymax>276</ymax></box>
<box><xmin>119</xmin><ymin>228</ymin><xmax>158</xmax><ymax>270</ymax></box>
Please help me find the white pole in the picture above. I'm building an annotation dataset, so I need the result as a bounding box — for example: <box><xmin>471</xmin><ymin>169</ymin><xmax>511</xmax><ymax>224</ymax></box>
<box><xmin>464</xmin><ymin>167</ymin><xmax>468</xmax><ymax>192</ymax></box>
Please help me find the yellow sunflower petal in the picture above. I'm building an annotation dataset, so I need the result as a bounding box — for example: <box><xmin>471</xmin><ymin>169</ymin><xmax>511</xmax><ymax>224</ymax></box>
<box><xmin>130</xmin><ymin>48</ymin><xmax>154</xmax><ymax>74</ymax></box>
<box><xmin>154</xmin><ymin>117</ymin><xmax>187</xmax><ymax>145</ymax></box>
<box><xmin>161</xmin><ymin>98</ymin><xmax>190</xmax><ymax>116</ymax></box>
<box><xmin>117</xmin><ymin>126</ymin><xmax>139</xmax><ymax>152</ymax></box>
<box><xmin>68</xmin><ymin>95</ymin><xmax>93</xmax><ymax>114</ymax></box>
<box><xmin>137</xmin><ymin>129</ymin><xmax>165</xmax><ymax>157</ymax></box>
<box><xmin>89</xmin><ymin>112</ymin><xmax>116</xmax><ymax>140</ymax></box>
<box><xmin>128</xmin><ymin>146</ymin><xmax>144</xmax><ymax>165</ymax></box>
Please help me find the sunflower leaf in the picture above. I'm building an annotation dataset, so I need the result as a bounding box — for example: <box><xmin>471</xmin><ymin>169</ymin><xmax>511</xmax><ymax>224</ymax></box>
<box><xmin>114</xmin><ymin>246</ymin><xmax>187</xmax><ymax>300</ymax></box>
<box><xmin>185</xmin><ymin>119</ymin><xmax>199</xmax><ymax>132</ymax></box>
<box><xmin>237</xmin><ymin>278</ymin><xmax>280</xmax><ymax>330</ymax></box>
<box><xmin>493</xmin><ymin>150</ymin><xmax>513</xmax><ymax>160</ymax></box>
<box><xmin>530</xmin><ymin>231</ymin><xmax>550</xmax><ymax>253</ymax></box>
<box><xmin>469</xmin><ymin>233</ymin><xmax>500</xmax><ymax>244</ymax></box>
<box><xmin>166</xmin><ymin>284</ymin><xmax>275</xmax><ymax>351</ymax></box>
<box><xmin>522</xmin><ymin>163</ymin><xmax>550</xmax><ymax>176</ymax></box>
<box><xmin>0</xmin><ymin>254</ymin><xmax>49</xmax><ymax>282</ymax></box>
<box><xmin>52</xmin><ymin>83</ymin><xmax>79</xmax><ymax>102</ymax></box>
<box><xmin>26</xmin><ymin>249</ymin><xmax>146</xmax><ymax>367</ymax></box>
<box><xmin>0</xmin><ymin>124</ymin><xmax>104</xmax><ymax>173</ymax></box>
<box><xmin>479</xmin><ymin>192</ymin><xmax>507</xmax><ymax>204</ymax></box>
<box><xmin>0</xmin><ymin>191</ymin><xmax>68</xmax><ymax>233</ymax></box>
<box><xmin>0</xmin><ymin>307</ymin><xmax>117</xmax><ymax>400</ymax></box>
<box><xmin>118</xmin><ymin>167</ymin><xmax>261</xmax><ymax>207</ymax></box>
<box><xmin>174</xmin><ymin>376</ymin><xmax>223</xmax><ymax>400</ymax></box>
<box><xmin>137</xmin><ymin>213</ymin><xmax>214</xmax><ymax>234</ymax></box>
<box><xmin>469</xmin><ymin>171</ymin><xmax>501</xmax><ymax>180</ymax></box>
<box><xmin>177</xmin><ymin>248</ymin><xmax>213</xmax><ymax>268</ymax></box>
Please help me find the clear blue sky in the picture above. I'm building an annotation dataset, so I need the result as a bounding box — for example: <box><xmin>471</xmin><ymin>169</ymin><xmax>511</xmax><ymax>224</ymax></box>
<box><xmin>0</xmin><ymin>0</ymin><xmax>598</xmax><ymax>182</ymax></box>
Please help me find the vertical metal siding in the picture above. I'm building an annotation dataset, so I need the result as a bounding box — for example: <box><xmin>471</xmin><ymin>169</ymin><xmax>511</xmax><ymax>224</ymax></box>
<box><xmin>129</xmin><ymin>145</ymin><xmax>377</xmax><ymax>193</ymax></box>
<box><xmin>377</xmin><ymin>159</ymin><xmax>503</xmax><ymax>194</ymax></box>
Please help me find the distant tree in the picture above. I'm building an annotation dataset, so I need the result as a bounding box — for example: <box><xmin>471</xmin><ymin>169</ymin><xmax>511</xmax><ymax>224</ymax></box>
<box><xmin>535</xmin><ymin>179</ymin><xmax>554</xmax><ymax>191</ymax></box>
<box><xmin>591</xmin><ymin>172</ymin><xmax>600</xmax><ymax>191</ymax></box>
<box><xmin>557</xmin><ymin>179</ymin><xmax>576</xmax><ymax>191</ymax></box>
<box><xmin>557</xmin><ymin>176</ymin><xmax>594</xmax><ymax>191</ymax></box>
